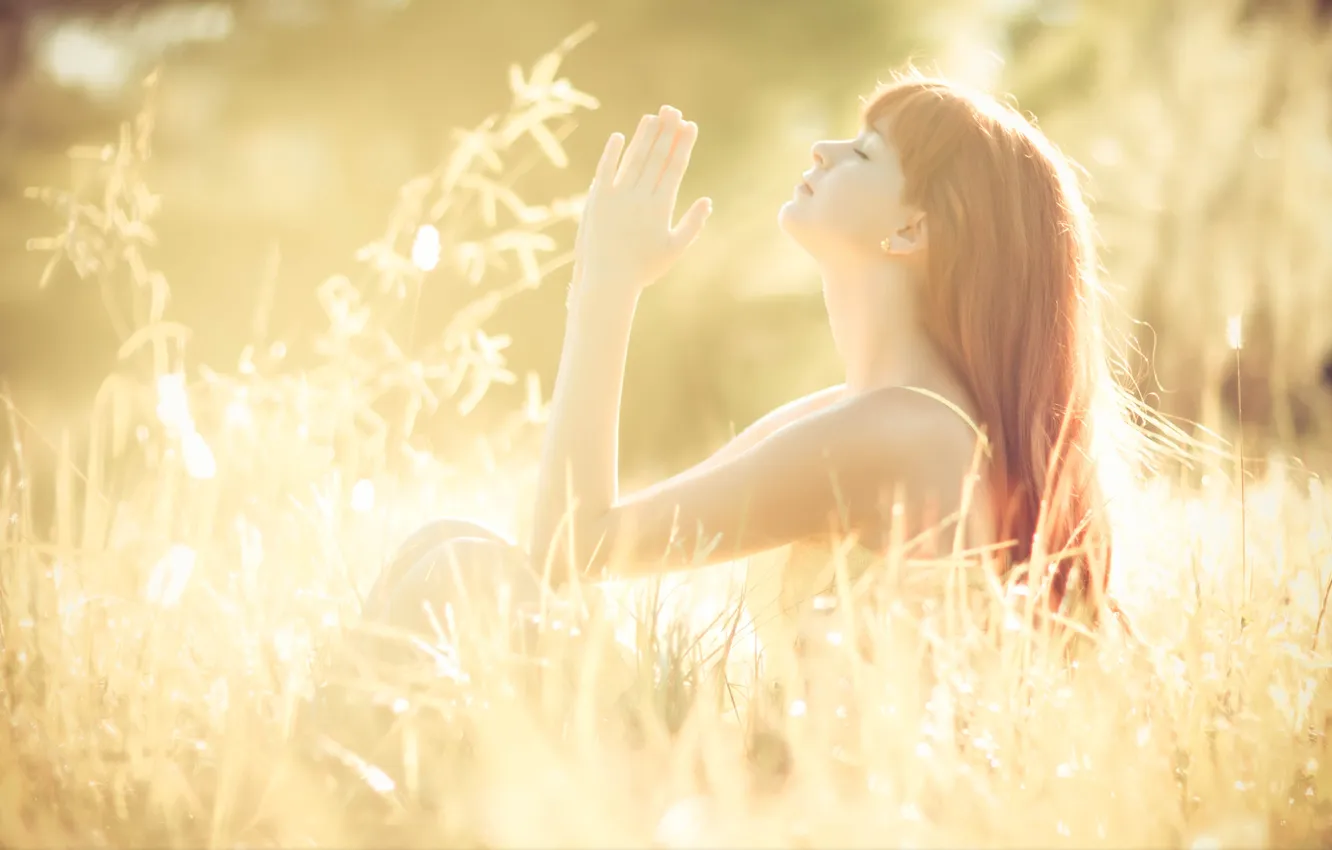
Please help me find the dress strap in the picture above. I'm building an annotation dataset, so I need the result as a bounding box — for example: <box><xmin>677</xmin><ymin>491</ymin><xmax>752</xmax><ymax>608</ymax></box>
<box><xmin>893</xmin><ymin>385</ymin><xmax>986</xmax><ymax>443</ymax></box>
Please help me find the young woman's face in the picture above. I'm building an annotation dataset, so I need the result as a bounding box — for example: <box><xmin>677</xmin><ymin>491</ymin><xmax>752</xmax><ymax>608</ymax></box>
<box><xmin>778</xmin><ymin>122</ymin><xmax>918</xmax><ymax>262</ymax></box>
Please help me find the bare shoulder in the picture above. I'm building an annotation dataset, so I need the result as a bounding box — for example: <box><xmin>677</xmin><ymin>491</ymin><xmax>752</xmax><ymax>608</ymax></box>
<box><xmin>828</xmin><ymin>385</ymin><xmax>978</xmax><ymax>440</ymax></box>
<box><xmin>753</xmin><ymin>383</ymin><xmax>984</xmax><ymax>486</ymax></box>
<box><xmin>708</xmin><ymin>383</ymin><xmax>848</xmax><ymax>465</ymax></box>
<box><xmin>882</xmin><ymin>386</ymin><xmax>982</xmax><ymax>447</ymax></box>
<box><xmin>834</xmin><ymin>386</ymin><xmax>986</xmax><ymax>489</ymax></box>
<box><xmin>765</xmin><ymin>382</ymin><xmax>847</xmax><ymax>421</ymax></box>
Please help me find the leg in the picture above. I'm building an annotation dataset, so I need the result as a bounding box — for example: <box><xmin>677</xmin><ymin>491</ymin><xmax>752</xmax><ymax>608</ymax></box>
<box><xmin>361</xmin><ymin>518</ymin><xmax>517</xmax><ymax>620</ymax></box>
<box><xmin>360</xmin><ymin>518</ymin><xmax>546</xmax><ymax>654</ymax></box>
<box><xmin>311</xmin><ymin>521</ymin><xmax>542</xmax><ymax>771</ymax></box>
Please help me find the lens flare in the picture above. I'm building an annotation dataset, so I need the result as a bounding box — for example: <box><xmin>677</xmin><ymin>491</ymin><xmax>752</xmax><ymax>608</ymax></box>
<box><xmin>350</xmin><ymin>478</ymin><xmax>376</xmax><ymax>513</ymax></box>
<box><xmin>182</xmin><ymin>430</ymin><xmax>217</xmax><ymax>480</ymax></box>
<box><xmin>411</xmin><ymin>224</ymin><xmax>442</xmax><ymax>272</ymax></box>
<box><xmin>1226</xmin><ymin>314</ymin><xmax>1243</xmax><ymax>350</ymax></box>
<box><xmin>156</xmin><ymin>373</ymin><xmax>194</xmax><ymax>432</ymax></box>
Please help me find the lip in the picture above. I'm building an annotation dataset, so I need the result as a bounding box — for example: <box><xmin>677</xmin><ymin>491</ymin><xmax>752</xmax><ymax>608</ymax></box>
<box><xmin>797</xmin><ymin>180</ymin><xmax>813</xmax><ymax>196</ymax></box>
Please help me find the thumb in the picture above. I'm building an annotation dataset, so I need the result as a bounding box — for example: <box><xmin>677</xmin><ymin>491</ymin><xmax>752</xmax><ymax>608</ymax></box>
<box><xmin>669</xmin><ymin>197</ymin><xmax>712</xmax><ymax>255</ymax></box>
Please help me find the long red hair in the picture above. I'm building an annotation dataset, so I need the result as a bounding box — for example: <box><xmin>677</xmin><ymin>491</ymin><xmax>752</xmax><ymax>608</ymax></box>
<box><xmin>864</xmin><ymin>73</ymin><xmax>1122</xmax><ymax>620</ymax></box>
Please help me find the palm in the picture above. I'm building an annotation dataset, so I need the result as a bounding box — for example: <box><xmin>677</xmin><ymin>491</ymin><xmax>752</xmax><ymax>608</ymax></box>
<box><xmin>572</xmin><ymin>105</ymin><xmax>712</xmax><ymax>291</ymax></box>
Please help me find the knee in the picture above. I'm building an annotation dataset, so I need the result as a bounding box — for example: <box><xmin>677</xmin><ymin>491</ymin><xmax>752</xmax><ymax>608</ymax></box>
<box><xmin>372</xmin><ymin>533</ymin><xmax>541</xmax><ymax>636</ymax></box>
<box><xmin>398</xmin><ymin>518</ymin><xmax>515</xmax><ymax>556</ymax></box>
<box><xmin>363</xmin><ymin>517</ymin><xmax>522</xmax><ymax>623</ymax></box>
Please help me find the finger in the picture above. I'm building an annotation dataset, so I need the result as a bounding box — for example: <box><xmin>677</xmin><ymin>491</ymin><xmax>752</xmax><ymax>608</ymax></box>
<box><xmin>669</xmin><ymin>196</ymin><xmax>712</xmax><ymax>255</ymax></box>
<box><xmin>640</xmin><ymin>106</ymin><xmax>682</xmax><ymax>191</ymax></box>
<box><xmin>593</xmin><ymin>131</ymin><xmax>624</xmax><ymax>190</ymax></box>
<box><xmin>656</xmin><ymin>120</ymin><xmax>697</xmax><ymax>197</ymax></box>
<box><xmin>614</xmin><ymin>114</ymin><xmax>659</xmax><ymax>189</ymax></box>
<box><xmin>579</xmin><ymin>133</ymin><xmax>621</xmax><ymax>250</ymax></box>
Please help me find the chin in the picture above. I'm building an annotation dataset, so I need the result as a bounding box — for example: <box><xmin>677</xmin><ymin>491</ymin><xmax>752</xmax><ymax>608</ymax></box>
<box><xmin>777</xmin><ymin>200</ymin><xmax>810</xmax><ymax>242</ymax></box>
<box><xmin>778</xmin><ymin>212</ymin><xmax>826</xmax><ymax>262</ymax></box>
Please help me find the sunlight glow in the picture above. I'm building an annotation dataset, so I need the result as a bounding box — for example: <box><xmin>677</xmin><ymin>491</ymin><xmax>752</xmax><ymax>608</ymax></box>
<box><xmin>182</xmin><ymin>431</ymin><xmax>217</xmax><ymax>480</ymax></box>
<box><xmin>351</xmin><ymin>479</ymin><xmax>377</xmax><ymax>513</ymax></box>
<box><xmin>225</xmin><ymin>397</ymin><xmax>254</xmax><ymax>430</ymax></box>
<box><xmin>156</xmin><ymin>374</ymin><xmax>194</xmax><ymax>432</ymax></box>
<box><xmin>1227</xmin><ymin>314</ymin><xmax>1244</xmax><ymax>350</ymax></box>
<box><xmin>654</xmin><ymin>796</ymin><xmax>710</xmax><ymax>849</ymax></box>
<box><xmin>411</xmin><ymin>224</ymin><xmax>442</xmax><ymax>272</ymax></box>
<box><xmin>42</xmin><ymin>24</ymin><xmax>132</xmax><ymax>95</ymax></box>
<box><xmin>9</xmin><ymin>16</ymin><xmax>1330</xmax><ymax>848</ymax></box>
<box><xmin>361</xmin><ymin>764</ymin><xmax>397</xmax><ymax>794</ymax></box>
<box><xmin>236</xmin><ymin>518</ymin><xmax>265</xmax><ymax>577</ymax></box>
<box><xmin>40</xmin><ymin>5</ymin><xmax>235</xmax><ymax>96</ymax></box>
<box><xmin>145</xmin><ymin>545</ymin><xmax>198</xmax><ymax>607</ymax></box>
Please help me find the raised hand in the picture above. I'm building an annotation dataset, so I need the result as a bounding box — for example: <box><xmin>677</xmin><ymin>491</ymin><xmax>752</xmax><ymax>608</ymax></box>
<box><xmin>573</xmin><ymin>105</ymin><xmax>712</xmax><ymax>295</ymax></box>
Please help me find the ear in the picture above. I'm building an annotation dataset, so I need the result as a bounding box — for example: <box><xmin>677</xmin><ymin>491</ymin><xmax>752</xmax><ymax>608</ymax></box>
<box><xmin>900</xmin><ymin>210</ymin><xmax>928</xmax><ymax>250</ymax></box>
<box><xmin>881</xmin><ymin>210</ymin><xmax>928</xmax><ymax>256</ymax></box>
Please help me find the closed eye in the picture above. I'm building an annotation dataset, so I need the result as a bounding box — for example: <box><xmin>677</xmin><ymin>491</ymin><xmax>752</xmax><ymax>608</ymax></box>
<box><xmin>853</xmin><ymin>148</ymin><xmax>870</xmax><ymax>160</ymax></box>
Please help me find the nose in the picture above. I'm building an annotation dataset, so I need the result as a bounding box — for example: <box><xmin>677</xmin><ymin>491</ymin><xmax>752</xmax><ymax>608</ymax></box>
<box><xmin>810</xmin><ymin>140</ymin><xmax>833</xmax><ymax>168</ymax></box>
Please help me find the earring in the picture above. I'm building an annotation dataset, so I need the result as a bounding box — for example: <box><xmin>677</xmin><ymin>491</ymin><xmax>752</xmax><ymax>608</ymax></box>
<box><xmin>880</xmin><ymin>237</ymin><xmax>896</xmax><ymax>255</ymax></box>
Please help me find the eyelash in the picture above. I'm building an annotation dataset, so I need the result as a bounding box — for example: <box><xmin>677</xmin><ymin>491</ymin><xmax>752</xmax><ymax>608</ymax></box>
<box><xmin>853</xmin><ymin>148</ymin><xmax>870</xmax><ymax>160</ymax></box>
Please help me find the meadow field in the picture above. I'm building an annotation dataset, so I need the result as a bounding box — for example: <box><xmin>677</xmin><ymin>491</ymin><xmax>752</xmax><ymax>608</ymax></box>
<box><xmin>2</xmin><ymin>2</ymin><xmax>1332</xmax><ymax>847</ymax></box>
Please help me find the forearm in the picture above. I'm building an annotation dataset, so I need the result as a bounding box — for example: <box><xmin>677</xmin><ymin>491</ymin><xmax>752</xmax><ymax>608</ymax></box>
<box><xmin>529</xmin><ymin>284</ymin><xmax>639</xmax><ymax>576</ymax></box>
<box><xmin>530</xmin><ymin>103</ymin><xmax>711</xmax><ymax>576</ymax></box>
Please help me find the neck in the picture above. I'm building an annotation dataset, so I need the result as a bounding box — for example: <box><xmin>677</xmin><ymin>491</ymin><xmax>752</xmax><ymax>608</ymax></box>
<box><xmin>818</xmin><ymin>255</ymin><xmax>939</xmax><ymax>394</ymax></box>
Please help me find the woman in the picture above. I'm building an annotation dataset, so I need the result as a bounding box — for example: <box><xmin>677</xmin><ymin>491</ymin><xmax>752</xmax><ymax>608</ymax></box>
<box><xmin>362</xmin><ymin>71</ymin><xmax>1134</xmax><ymax>657</ymax></box>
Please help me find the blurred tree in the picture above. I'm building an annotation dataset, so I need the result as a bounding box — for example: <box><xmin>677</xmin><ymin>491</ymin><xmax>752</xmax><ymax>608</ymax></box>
<box><xmin>997</xmin><ymin>0</ymin><xmax>1332</xmax><ymax>448</ymax></box>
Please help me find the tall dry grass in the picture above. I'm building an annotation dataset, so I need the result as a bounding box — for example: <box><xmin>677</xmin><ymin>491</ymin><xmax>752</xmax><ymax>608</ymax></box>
<box><xmin>0</xmin><ymin>20</ymin><xmax>1330</xmax><ymax>850</ymax></box>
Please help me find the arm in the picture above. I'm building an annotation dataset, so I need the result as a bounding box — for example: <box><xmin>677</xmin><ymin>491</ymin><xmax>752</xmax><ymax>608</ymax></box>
<box><xmin>540</xmin><ymin>370</ymin><xmax>928</xmax><ymax>579</ymax></box>
<box><xmin>529</xmin><ymin>266</ymin><xmax>877</xmax><ymax>577</ymax></box>
<box><xmin>529</xmin><ymin>106</ymin><xmax>922</xmax><ymax>579</ymax></box>
<box><xmin>529</xmin><ymin>285</ymin><xmax>637</xmax><ymax>579</ymax></box>
<box><xmin>531</xmin><ymin>273</ymin><xmax>841</xmax><ymax>570</ymax></box>
<box><xmin>531</xmin><ymin>104</ymin><xmax>708</xmax><ymax>577</ymax></box>
<box><xmin>703</xmin><ymin>385</ymin><xmax>847</xmax><ymax>467</ymax></box>
<box><xmin>631</xmin><ymin>384</ymin><xmax>848</xmax><ymax>500</ymax></box>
